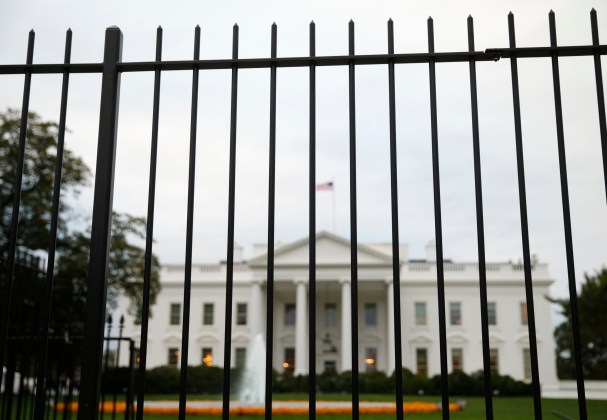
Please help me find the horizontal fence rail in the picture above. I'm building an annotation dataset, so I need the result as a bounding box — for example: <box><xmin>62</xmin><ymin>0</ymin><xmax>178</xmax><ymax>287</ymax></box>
<box><xmin>2</xmin><ymin>46</ymin><xmax>607</xmax><ymax>75</ymax></box>
<box><xmin>1</xmin><ymin>9</ymin><xmax>606</xmax><ymax>420</ymax></box>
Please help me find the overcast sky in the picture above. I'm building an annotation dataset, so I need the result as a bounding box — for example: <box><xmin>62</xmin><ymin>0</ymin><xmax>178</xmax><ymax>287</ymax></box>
<box><xmin>1</xmin><ymin>0</ymin><xmax>606</xmax><ymax>305</ymax></box>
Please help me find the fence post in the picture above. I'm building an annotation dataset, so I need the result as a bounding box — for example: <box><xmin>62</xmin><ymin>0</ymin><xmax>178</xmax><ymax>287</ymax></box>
<box><xmin>77</xmin><ymin>26</ymin><xmax>122</xmax><ymax>420</ymax></box>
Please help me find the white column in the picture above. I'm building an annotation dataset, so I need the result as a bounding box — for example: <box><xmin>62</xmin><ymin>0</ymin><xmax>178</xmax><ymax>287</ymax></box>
<box><xmin>250</xmin><ymin>279</ymin><xmax>263</xmax><ymax>338</ymax></box>
<box><xmin>294</xmin><ymin>278</ymin><xmax>308</xmax><ymax>375</ymax></box>
<box><xmin>340</xmin><ymin>278</ymin><xmax>352</xmax><ymax>372</ymax></box>
<box><xmin>386</xmin><ymin>279</ymin><xmax>395</xmax><ymax>374</ymax></box>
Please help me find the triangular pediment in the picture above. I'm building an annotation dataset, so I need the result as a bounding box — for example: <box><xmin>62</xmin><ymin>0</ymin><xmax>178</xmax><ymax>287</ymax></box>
<box><xmin>249</xmin><ymin>231</ymin><xmax>393</xmax><ymax>267</ymax></box>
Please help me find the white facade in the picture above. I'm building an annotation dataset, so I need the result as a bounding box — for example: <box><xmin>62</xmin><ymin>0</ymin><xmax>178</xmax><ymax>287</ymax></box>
<box><xmin>117</xmin><ymin>231</ymin><xmax>559</xmax><ymax>393</ymax></box>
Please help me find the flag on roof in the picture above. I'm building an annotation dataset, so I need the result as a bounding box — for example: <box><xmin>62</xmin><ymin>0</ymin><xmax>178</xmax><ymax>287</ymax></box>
<box><xmin>316</xmin><ymin>181</ymin><xmax>334</xmax><ymax>191</ymax></box>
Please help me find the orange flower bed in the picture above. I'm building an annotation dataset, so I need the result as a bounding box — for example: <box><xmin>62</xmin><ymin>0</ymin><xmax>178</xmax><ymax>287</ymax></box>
<box><xmin>55</xmin><ymin>400</ymin><xmax>464</xmax><ymax>415</ymax></box>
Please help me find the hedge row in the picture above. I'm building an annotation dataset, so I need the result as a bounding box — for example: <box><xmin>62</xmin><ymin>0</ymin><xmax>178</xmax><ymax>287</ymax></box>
<box><xmin>102</xmin><ymin>366</ymin><xmax>532</xmax><ymax>397</ymax></box>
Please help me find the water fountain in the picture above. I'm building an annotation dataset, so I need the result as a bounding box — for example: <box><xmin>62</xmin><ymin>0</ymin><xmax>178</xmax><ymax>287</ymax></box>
<box><xmin>237</xmin><ymin>333</ymin><xmax>266</xmax><ymax>404</ymax></box>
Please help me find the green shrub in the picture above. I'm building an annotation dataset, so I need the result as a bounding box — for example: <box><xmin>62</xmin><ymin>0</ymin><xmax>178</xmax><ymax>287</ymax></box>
<box><xmin>186</xmin><ymin>365</ymin><xmax>224</xmax><ymax>394</ymax></box>
<box><xmin>317</xmin><ymin>370</ymin><xmax>340</xmax><ymax>393</ymax></box>
<box><xmin>101</xmin><ymin>367</ymin><xmax>132</xmax><ymax>393</ymax></box>
<box><xmin>359</xmin><ymin>371</ymin><xmax>392</xmax><ymax>393</ymax></box>
<box><xmin>492</xmin><ymin>374</ymin><xmax>533</xmax><ymax>396</ymax></box>
<box><xmin>144</xmin><ymin>366</ymin><xmax>180</xmax><ymax>394</ymax></box>
<box><xmin>123</xmin><ymin>365</ymin><xmax>534</xmax><ymax>397</ymax></box>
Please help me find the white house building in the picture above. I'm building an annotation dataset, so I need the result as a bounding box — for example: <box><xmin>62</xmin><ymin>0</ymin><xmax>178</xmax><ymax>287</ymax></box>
<box><xmin>117</xmin><ymin>231</ymin><xmax>559</xmax><ymax>394</ymax></box>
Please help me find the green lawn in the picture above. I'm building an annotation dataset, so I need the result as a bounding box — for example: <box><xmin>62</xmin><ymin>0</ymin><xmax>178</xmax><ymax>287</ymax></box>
<box><xmin>4</xmin><ymin>394</ymin><xmax>606</xmax><ymax>419</ymax></box>
<box><xmin>94</xmin><ymin>394</ymin><xmax>606</xmax><ymax>419</ymax></box>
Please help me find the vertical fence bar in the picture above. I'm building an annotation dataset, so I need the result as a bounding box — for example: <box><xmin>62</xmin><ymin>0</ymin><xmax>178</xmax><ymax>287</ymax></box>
<box><xmin>591</xmin><ymin>9</ymin><xmax>607</xmax><ymax>204</ymax></box>
<box><xmin>427</xmin><ymin>17</ymin><xmax>450</xmax><ymax>420</ymax></box>
<box><xmin>100</xmin><ymin>317</ymin><xmax>113</xmax><ymax>418</ymax></box>
<box><xmin>387</xmin><ymin>18</ymin><xmax>404</xmax><ymax>420</ymax></box>
<box><xmin>549</xmin><ymin>11</ymin><xmax>588</xmax><ymax>419</ymax></box>
<box><xmin>69</xmin><ymin>353</ymin><xmax>77</xmax><ymax>420</ymax></box>
<box><xmin>136</xmin><ymin>25</ymin><xmax>163</xmax><ymax>420</ymax></box>
<box><xmin>467</xmin><ymin>16</ymin><xmax>494</xmax><ymax>420</ymax></box>
<box><xmin>347</xmin><ymin>19</ymin><xmax>360</xmax><ymax>420</ymax></box>
<box><xmin>308</xmin><ymin>20</ymin><xmax>317</xmax><ymax>420</ymax></box>
<box><xmin>77</xmin><ymin>25</ymin><xmax>122</xmax><ymax>420</ymax></box>
<box><xmin>30</xmin><ymin>342</ymin><xmax>42</xmax><ymax>420</ymax></box>
<box><xmin>507</xmin><ymin>13</ymin><xmax>542</xmax><ymax>420</ymax></box>
<box><xmin>63</xmin><ymin>347</ymin><xmax>75</xmax><ymax>420</ymax></box>
<box><xmin>265</xmin><ymin>22</ymin><xmax>278</xmax><ymax>420</ymax></box>
<box><xmin>33</xmin><ymin>28</ymin><xmax>72</xmax><ymax>420</ymax></box>
<box><xmin>45</xmin><ymin>376</ymin><xmax>52</xmax><ymax>420</ymax></box>
<box><xmin>0</xmin><ymin>30</ymin><xmax>34</xmax><ymax>372</ymax></box>
<box><xmin>222</xmin><ymin>23</ymin><xmax>239</xmax><ymax>420</ymax></box>
<box><xmin>52</xmin><ymin>369</ymin><xmax>60</xmax><ymax>420</ymax></box>
<box><xmin>111</xmin><ymin>317</ymin><xmax>124</xmax><ymax>420</ymax></box>
<box><xmin>14</xmin><ymin>348</ymin><xmax>26</xmax><ymax>420</ymax></box>
<box><xmin>27</xmin><ymin>348</ymin><xmax>37</xmax><ymax>420</ymax></box>
<box><xmin>178</xmin><ymin>24</ymin><xmax>201</xmax><ymax>420</ymax></box>
<box><xmin>2</xmin><ymin>347</ymin><xmax>16</xmax><ymax>420</ymax></box>
<box><xmin>126</xmin><ymin>342</ymin><xmax>136</xmax><ymax>420</ymax></box>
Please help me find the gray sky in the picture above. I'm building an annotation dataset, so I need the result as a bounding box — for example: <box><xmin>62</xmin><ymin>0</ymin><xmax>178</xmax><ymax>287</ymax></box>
<box><xmin>1</xmin><ymin>0</ymin><xmax>606</xmax><ymax>305</ymax></box>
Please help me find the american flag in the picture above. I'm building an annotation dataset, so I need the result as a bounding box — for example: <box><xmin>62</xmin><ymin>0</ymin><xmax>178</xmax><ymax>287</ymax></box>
<box><xmin>316</xmin><ymin>181</ymin><xmax>334</xmax><ymax>191</ymax></box>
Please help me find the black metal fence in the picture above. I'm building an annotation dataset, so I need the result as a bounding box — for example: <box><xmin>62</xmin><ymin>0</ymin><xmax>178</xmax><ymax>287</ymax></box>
<box><xmin>1</xmin><ymin>9</ymin><xmax>606</xmax><ymax>420</ymax></box>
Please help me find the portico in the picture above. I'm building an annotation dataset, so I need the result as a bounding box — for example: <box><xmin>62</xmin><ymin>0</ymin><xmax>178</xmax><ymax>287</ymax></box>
<box><xmin>248</xmin><ymin>231</ymin><xmax>398</xmax><ymax>375</ymax></box>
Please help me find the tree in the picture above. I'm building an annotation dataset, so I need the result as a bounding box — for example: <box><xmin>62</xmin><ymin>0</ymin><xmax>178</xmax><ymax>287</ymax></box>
<box><xmin>0</xmin><ymin>109</ymin><xmax>89</xmax><ymax>253</ymax></box>
<box><xmin>0</xmin><ymin>108</ymin><xmax>160</xmax><ymax>333</ymax></box>
<box><xmin>550</xmin><ymin>269</ymin><xmax>607</xmax><ymax>379</ymax></box>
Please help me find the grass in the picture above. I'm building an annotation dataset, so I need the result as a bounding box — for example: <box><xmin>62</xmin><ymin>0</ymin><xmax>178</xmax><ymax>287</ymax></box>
<box><xmin>4</xmin><ymin>393</ymin><xmax>606</xmax><ymax>419</ymax></box>
<box><xmin>98</xmin><ymin>394</ymin><xmax>607</xmax><ymax>419</ymax></box>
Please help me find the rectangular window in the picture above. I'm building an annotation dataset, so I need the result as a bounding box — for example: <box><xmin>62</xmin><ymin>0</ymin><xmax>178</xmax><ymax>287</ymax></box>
<box><xmin>324</xmin><ymin>303</ymin><xmax>337</xmax><ymax>327</ymax></box>
<box><xmin>488</xmin><ymin>302</ymin><xmax>497</xmax><ymax>325</ymax></box>
<box><xmin>285</xmin><ymin>303</ymin><xmax>296</xmax><ymax>326</ymax></box>
<box><xmin>364</xmin><ymin>303</ymin><xmax>377</xmax><ymax>326</ymax></box>
<box><xmin>202</xmin><ymin>347</ymin><xmax>213</xmax><ymax>367</ymax></box>
<box><xmin>490</xmin><ymin>348</ymin><xmax>499</xmax><ymax>374</ymax></box>
<box><xmin>416</xmin><ymin>348</ymin><xmax>428</xmax><ymax>376</ymax></box>
<box><xmin>236</xmin><ymin>303</ymin><xmax>247</xmax><ymax>325</ymax></box>
<box><xmin>235</xmin><ymin>347</ymin><xmax>247</xmax><ymax>369</ymax></box>
<box><xmin>324</xmin><ymin>360</ymin><xmax>337</xmax><ymax>373</ymax></box>
<box><xmin>170</xmin><ymin>303</ymin><xmax>181</xmax><ymax>326</ymax></box>
<box><xmin>450</xmin><ymin>302</ymin><xmax>461</xmax><ymax>326</ymax></box>
<box><xmin>523</xmin><ymin>348</ymin><xmax>531</xmax><ymax>380</ymax></box>
<box><xmin>521</xmin><ymin>302</ymin><xmax>528</xmax><ymax>325</ymax></box>
<box><xmin>203</xmin><ymin>303</ymin><xmax>214</xmax><ymax>325</ymax></box>
<box><xmin>415</xmin><ymin>302</ymin><xmax>427</xmax><ymax>325</ymax></box>
<box><xmin>364</xmin><ymin>347</ymin><xmax>378</xmax><ymax>373</ymax></box>
<box><xmin>168</xmin><ymin>347</ymin><xmax>179</xmax><ymax>367</ymax></box>
<box><xmin>452</xmin><ymin>348</ymin><xmax>463</xmax><ymax>371</ymax></box>
<box><xmin>284</xmin><ymin>348</ymin><xmax>295</xmax><ymax>373</ymax></box>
